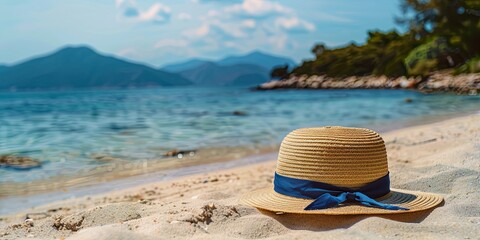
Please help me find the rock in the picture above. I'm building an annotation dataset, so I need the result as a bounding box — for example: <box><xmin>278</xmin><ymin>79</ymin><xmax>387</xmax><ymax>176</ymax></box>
<box><xmin>404</xmin><ymin>98</ymin><xmax>413</xmax><ymax>103</ymax></box>
<box><xmin>232</xmin><ymin>111</ymin><xmax>247</xmax><ymax>116</ymax></box>
<box><xmin>298</xmin><ymin>75</ymin><xmax>308</xmax><ymax>83</ymax></box>
<box><xmin>164</xmin><ymin>149</ymin><xmax>196</xmax><ymax>157</ymax></box>
<box><xmin>90</xmin><ymin>153</ymin><xmax>121</xmax><ymax>162</ymax></box>
<box><xmin>256</xmin><ymin>80</ymin><xmax>279</xmax><ymax>90</ymax></box>
<box><xmin>353</xmin><ymin>79</ymin><xmax>366</xmax><ymax>88</ymax></box>
<box><xmin>399</xmin><ymin>77</ymin><xmax>416</xmax><ymax>88</ymax></box>
<box><xmin>24</xmin><ymin>218</ymin><xmax>34</xmax><ymax>227</ymax></box>
<box><xmin>0</xmin><ymin>155</ymin><xmax>41</xmax><ymax>170</ymax></box>
<box><xmin>254</xmin><ymin>72</ymin><xmax>480</xmax><ymax>94</ymax></box>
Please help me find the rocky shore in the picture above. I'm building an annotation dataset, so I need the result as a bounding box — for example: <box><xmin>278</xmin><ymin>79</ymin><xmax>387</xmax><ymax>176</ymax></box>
<box><xmin>0</xmin><ymin>155</ymin><xmax>41</xmax><ymax>170</ymax></box>
<box><xmin>257</xmin><ymin>72</ymin><xmax>480</xmax><ymax>95</ymax></box>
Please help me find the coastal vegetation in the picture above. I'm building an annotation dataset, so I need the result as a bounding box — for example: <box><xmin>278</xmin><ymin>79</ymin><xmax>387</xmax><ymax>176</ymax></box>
<box><xmin>276</xmin><ymin>0</ymin><xmax>480</xmax><ymax>78</ymax></box>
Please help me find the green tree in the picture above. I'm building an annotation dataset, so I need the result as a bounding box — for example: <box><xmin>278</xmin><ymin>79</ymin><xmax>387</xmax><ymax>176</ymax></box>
<box><xmin>397</xmin><ymin>0</ymin><xmax>480</xmax><ymax>56</ymax></box>
<box><xmin>290</xmin><ymin>0</ymin><xmax>480</xmax><ymax>77</ymax></box>
<box><xmin>311</xmin><ymin>43</ymin><xmax>327</xmax><ymax>57</ymax></box>
<box><xmin>292</xmin><ymin>31</ymin><xmax>420</xmax><ymax>77</ymax></box>
<box><xmin>270</xmin><ymin>65</ymin><xmax>290</xmax><ymax>80</ymax></box>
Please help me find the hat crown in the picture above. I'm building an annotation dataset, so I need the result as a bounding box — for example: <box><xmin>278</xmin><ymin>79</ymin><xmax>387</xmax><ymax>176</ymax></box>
<box><xmin>276</xmin><ymin>126</ymin><xmax>388</xmax><ymax>188</ymax></box>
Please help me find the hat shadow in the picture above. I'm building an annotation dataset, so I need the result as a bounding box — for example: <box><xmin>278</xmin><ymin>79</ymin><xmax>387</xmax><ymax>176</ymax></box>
<box><xmin>258</xmin><ymin>201</ymin><xmax>443</xmax><ymax>232</ymax></box>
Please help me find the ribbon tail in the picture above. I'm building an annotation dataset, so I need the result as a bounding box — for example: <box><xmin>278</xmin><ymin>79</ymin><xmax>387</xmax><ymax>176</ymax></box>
<box><xmin>304</xmin><ymin>193</ymin><xmax>347</xmax><ymax>210</ymax></box>
<box><xmin>354</xmin><ymin>192</ymin><xmax>409</xmax><ymax>210</ymax></box>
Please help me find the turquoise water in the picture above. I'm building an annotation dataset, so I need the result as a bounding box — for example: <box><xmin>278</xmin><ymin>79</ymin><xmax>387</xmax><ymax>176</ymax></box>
<box><xmin>1</xmin><ymin>87</ymin><xmax>479</xmax><ymax>183</ymax></box>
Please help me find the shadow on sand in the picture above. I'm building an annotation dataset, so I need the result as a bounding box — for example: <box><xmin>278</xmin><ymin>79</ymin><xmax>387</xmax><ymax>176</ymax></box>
<box><xmin>258</xmin><ymin>201</ymin><xmax>444</xmax><ymax>231</ymax></box>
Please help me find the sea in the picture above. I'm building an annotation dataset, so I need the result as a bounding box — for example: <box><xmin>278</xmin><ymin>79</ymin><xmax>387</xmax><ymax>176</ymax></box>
<box><xmin>0</xmin><ymin>87</ymin><xmax>479</xmax><ymax>212</ymax></box>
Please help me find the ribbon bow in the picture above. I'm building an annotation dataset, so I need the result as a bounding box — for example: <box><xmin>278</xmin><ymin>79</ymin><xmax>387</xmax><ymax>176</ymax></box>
<box><xmin>273</xmin><ymin>172</ymin><xmax>408</xmax><ymax>211</ymax></box>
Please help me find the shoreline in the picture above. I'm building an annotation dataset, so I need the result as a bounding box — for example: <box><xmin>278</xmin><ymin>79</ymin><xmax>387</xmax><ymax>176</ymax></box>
<box><xmin>256</xmin><ymin>72</ymin><xmax>480</xmax><ymax>95</ymax></box>
<box><xmin>0</xmin><ymin>152</ymin><xmax>277</xmax><ymax>216</ymax></box>
<box><xmin>1</xmin><ymin>108</ymin><xmax>479</xmax><ymax>216</ymax></box>
<box><xmin>0</xmin><ymin>113</ymin><xmax>479</xmax><ymax>239</ymax></box>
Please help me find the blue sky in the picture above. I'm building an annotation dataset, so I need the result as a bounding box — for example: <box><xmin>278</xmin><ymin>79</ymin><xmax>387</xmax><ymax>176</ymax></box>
<box><xmin>0</xmin><ymin>0</ymin><xmax>403</xmax><ymax>67</ymax></box>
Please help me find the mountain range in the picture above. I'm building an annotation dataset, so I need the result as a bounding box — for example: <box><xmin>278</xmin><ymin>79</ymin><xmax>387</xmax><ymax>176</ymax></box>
<box><xmin>161</xmin><ymin>51</ymin><xmax>296</xmax><ymax>86</ymax></box>
<box><xmin>0</xmin><ymin>46</ymin><xmax>295</xmax><ymax>90</ymax></box>
<box><xmin>0</xmin><ymin>65</ymin><xmax>8</xmax><ymax>73</ymax></box>
<box><xmin>0</xmin><ymin>47</ymin><xmax>191</xmax><ymax>91</ymax></box>
<box><xmin>178</xmin><ymin>62</ymin><xmax>269</xmax><ymax>86</ymax></box>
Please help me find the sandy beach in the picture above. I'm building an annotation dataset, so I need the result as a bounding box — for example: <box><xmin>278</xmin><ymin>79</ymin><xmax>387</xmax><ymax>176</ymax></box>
<box><xmin>1</xmin><ymin>113</ymin><xmax>479</xmax><ymax>239</ymax></box>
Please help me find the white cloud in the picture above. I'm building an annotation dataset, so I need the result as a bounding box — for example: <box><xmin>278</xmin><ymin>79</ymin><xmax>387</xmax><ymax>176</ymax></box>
<box><xmin>275</xmin><ymin>17</ymin><xmax>315</xmax><ymax>33</ymax></box>
<box><xmin>188</xmin><ymin>24</ymin><xmax>209</xmax><ymax>37</ymax></box>
<box><xmin>225</xmin><ymin>0</ymin><xmax>292</xmax><ymax>18</ymax></box>
<box><xmin>153</xmin><ymin>0</ymin><xmax>314</xmax><ymax>58</ymax></box>
<box><xmin>180</xmin><ymin>0</ymin><xmax>313</xmax><ymax>51</ymax></box>
<box><xmin>241</xmin><ymin>19</ymin><xmax>256</xmax><ymax>29</ymax></box>
<box><xmin>115</xmin><ymin>0</ymin><xmax>127</xmax><ymax>8</ymax></box>
<box><xmin>185</xmin><ymin>21</ymin><xmax>246</xmax><ymax>40</ymax></box>
<box><xmin>139</xmin><ymin>3</ymin><xmax>171</xmax><ymax>23</ymax></box>
<box><xmin>178</xmin><ymin>12</ymin><xmax>192</xmax><ymax>20</ymax></box>
<box><xmin>116</xmin><ymin>0</ymin><xmax>171</xmax><ymax>24</ymax></box>
<box><xmin>207</xmin><ymin>10</ymin><xmax>219</xmax><ymax>17</ymax></box>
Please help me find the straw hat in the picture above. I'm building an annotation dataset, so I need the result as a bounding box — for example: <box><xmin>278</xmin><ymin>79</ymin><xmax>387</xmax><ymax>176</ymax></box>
<box><xmin>241</xmin><ymin>126</ymin><xmax>443</xmax><ymax>215</ymax></box>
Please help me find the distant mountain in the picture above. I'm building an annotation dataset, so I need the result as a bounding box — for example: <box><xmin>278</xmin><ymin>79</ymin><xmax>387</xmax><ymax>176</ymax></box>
<box><xmin>161</xmin><ymin>59</ymin><xmax>211</xmax><ymax>73</ymax></box>
<box><xmin>217</xmin><ymin>51</ymin><xmax>296</xmax><ymax>70</ymax></box>
<box><xmin>162</xmin><ymin>51</ymin><xmax>296</xmax><ymax>73</ymax></box>
<box><xmin>0</xmin><ymin>46</ymin><xmax>191</xmax><ymax>91</ymax></box>
<box><xmin>160</xmin><ymin>51</ymin><xmax>295</xmax><ymax>86</ymax></box>
<box><xmin>178</xmin><ymin>62</ymin><xmax>269</xmax><ymax>86</ymax></box>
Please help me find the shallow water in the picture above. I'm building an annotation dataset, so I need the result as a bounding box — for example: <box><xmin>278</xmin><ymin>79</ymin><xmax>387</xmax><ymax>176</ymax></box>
<box><xmin>0</xmin><ymin>87</ymin><xmax>479</xmax><ymax>185</ymax></box>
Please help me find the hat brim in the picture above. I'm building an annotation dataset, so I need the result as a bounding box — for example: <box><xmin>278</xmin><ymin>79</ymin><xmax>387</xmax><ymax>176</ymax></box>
<box><xmin>240</xmin><ymin>187</ymin><xmax>443</xmax><ymax>215</ymax></box>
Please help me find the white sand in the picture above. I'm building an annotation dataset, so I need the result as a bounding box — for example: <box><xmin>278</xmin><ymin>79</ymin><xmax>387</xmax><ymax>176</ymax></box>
<box><xmin>1</xmin><ymin>114</ymin><xmax>479</xmax><ymax>239</ymax></box>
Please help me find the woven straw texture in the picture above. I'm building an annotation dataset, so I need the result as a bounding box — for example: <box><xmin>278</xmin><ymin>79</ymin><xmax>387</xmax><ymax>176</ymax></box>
<box><xmin>241</xmin><ymin>126</ymin><xmax>443</xmax><ymax>215</ymax></box>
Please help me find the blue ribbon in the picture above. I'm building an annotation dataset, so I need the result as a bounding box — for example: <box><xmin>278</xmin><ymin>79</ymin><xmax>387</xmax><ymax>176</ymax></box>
<box><xmin>273</xmin><ymin>172</ymin><xmax>408</xmax><ymax>211</ymax></box>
